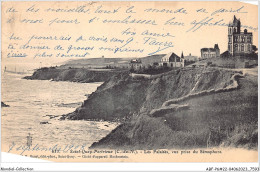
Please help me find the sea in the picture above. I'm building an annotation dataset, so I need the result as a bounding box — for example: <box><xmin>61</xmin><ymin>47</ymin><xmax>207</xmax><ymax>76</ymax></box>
<box><xmin>1</xmin><ymin>72</ymin><xmax>119</xmax><ymax>149</ymax></box>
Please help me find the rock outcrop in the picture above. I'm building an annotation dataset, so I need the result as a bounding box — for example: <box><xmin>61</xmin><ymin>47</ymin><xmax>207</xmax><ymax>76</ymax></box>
<box><xmin>24</xmin><ymin>67</ymin><xmax>128</xmax><ymax>83</ymax></box>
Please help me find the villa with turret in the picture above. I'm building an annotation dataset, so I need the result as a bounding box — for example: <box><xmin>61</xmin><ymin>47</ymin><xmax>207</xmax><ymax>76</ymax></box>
<box><xmin>228</xmin><ymin>15</ymin><xmax>253</xmax><ymax>56</ymax></box>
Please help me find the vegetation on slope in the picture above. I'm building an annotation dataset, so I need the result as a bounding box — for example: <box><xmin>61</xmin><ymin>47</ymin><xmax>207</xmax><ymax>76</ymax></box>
<box><xmin>62</xmin><ymin>66</ymin><xmax>257</xmax><ymax>149</ymax></box>
<box><xmin>88</xmin><ymin>69</ymin><xmax>258</xmax><ymax>149</ymax></box>
<box><xmin>90</xmin><ymin>74</ymin><xmax>257</xmax><ymax>149</ymax></box>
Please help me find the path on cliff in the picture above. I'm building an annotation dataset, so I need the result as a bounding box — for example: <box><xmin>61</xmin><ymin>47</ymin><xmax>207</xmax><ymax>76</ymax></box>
<box><xmin>149</xmin><ymin>67</ymin><xmax>243</xmax><ymax>117</ymax></box>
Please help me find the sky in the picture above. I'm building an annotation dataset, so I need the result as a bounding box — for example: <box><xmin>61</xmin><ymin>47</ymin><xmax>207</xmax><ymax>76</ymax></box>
<box><xmin>1</xmin><ymin>1</ymin><xmax>258</xmax><ymax>70</ymax></box>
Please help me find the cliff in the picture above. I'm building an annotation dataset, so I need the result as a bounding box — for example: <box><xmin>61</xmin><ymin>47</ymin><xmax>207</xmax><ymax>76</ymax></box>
<box><xmin>24</xmin><ymin>67</ymin><xmax>128</xmax><ymax>83</ymax></box>
<box><xmin>65</xmin><ymin>67</ymin><xmax>258</xmax><ymax>149</ymax></box>
<box><xmin>23</xmin><ymin>54</ymin><xmax>165</xmax><ymax>83</ymax></box>
<box><xmin>66</xmin><ymin>67</ymin><xmax>237</xmax><ymax>120</ymax></box>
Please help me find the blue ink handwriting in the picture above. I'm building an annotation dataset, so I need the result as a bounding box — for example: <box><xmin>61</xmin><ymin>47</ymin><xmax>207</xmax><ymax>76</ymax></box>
<box><xmin>144</xmin><ymin>7</ymin><xmax>187</xmax><ymax>14</ymax></box>
<box><xmin>102</xmin><ymin>15</ymin><xmax>157</xmax><ymax>25</ymax></box>
<box><xmin>121</xmin><ymin>28</ymin><xmax>136</xmax><ymax>36</ymax></box>
<box><xmin>49</xmin><ymin>18</ymin><xmax>80</xmax><ymax>26</ymax></box>
<box><xmin>21</xmin><ymin>18</ymin><xmax>43</xmax><ymax>24</ymax></box>
<box><xmin>9</xmin><ymin>33</ymin><xmax>22</xmax><ymax>40</ymax></box>
<box><xmin>26</xmin><ymin>5</ymin><xmax>40</xmax><ymax>13</ymax></box>
<box><xmin>45</xmin><ymin>5</ymin><xmax>90</xmax><ymax>14</ymax></box>
<box><xmin>187</xmin><ymin>16</ymin><xmax>257</xmax><ymax>32</ymax></box>
<box><xmin>164</xmin><ymin>17</ymin><xmax>185</xmax><ymax>26</ymax></box>
<box><xmin>66</xmin><ymin>45</ymin><xmax>94</xmax><ymax>53</ymax></box>
<box><xmin>26</xmin><ymin>35</ymin><xmax>71</xmax><ymax>44</ymax></box>
<box><xmin>141</xmin><ymin>30</ymin><xmax>175</xmax><ymax>38</ymax></box>
<box><xmin>95</xmin><ymin>5</ymin><xmax>120</xmax><ymax>14</ymax></box>
<box><xmin>7</xmin><ymin>51</ymin><xmax>27</xmax><ymax>58</ymax></box>
<box><xmin>143</xmin><ymin>37</ymin><xmax>174</xmax><ymax>55</ymax></box>
<box><xmin>126</xmin><ymin>6</ymin><xmax>136</xmax><ymax>13</ymax></box>
<box><xmin>211</xmin><ymin>6</ymin><xmax>247</xmax><ymax>16</ymax></box>
<box><xmin>6</xmin><ymin>7</ymin><xmax>18</xmax><ymax>13</ymax></box>
<box><xmin>34</xmin><ymin>52</ymin><xmax>53</xmax><ymax>58</ymax></box>
<box><xmin>196</xmin><ymin>8</ymin><xmax>208</xmax><ymax>13</ymax></box>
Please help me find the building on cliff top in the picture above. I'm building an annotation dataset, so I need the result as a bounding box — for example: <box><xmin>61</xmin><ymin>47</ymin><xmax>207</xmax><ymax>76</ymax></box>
<box><xmin>201</xmin><ymin>44</ymin><xmax>220</xmax><ymax>59</ymax></box>
<box><xmin>159</xmin><ymin>52</ymin><xmax>185</xmax><ymax>68</ymax></box>
<box><xmin>129</xmin><ymin>59</ymin><xmax>142</xmax><ymax>70</ymax></box>
<box><xmin>228</xmin><ymin>15</ymin><xmax>253</xmax><ymax>56</ymax></box>
<box><xmin>184</xmin><ymin>53</ymin><xmax>198</xmax><ymax>62</ymax></box>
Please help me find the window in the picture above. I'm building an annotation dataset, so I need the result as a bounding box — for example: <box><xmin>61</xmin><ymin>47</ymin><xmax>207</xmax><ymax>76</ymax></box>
<box><xmin>235</xmin><ymin>44</ymin><xmax>238</xmax><ymax>51</ymax></box>
<box><xmin>248</xmin><ymin>37</ymin><xmax>251</xmax><ymax>43</ymax></box>
<box><xmin>229</xmin><ymin>37</ymin><xmax>231</xmax><ymax>43</ymax></box>
<box><xmin>234</xmin><ymin>36</ymin><xmax>238</xmax><ymax>42</ymax></box>
<box><xmin>242</xmin><ymin>37</ymin><xmax>245</xmax><ymax>42</ymax></box>
<box><xmin>241</xmin><ymin>44</ymin><xmax>244</xmax><ymax>51</ymax></box>
<box><xmin>248</xmin><ymin>44</ymin><xmax>250</xmax><ymax>51</ymax></box>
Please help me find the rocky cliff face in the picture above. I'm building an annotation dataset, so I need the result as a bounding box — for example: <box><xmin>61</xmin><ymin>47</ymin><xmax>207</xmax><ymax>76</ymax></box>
<box><xmin>65</xmin><ymin>67</ymin><xmax>257</xmax><ymax>149</ymax></box>
<box><xmin>66</xmin><ymin>72</ymin><xmax>150</xmax><ymax>120</ymax></box>
<box><xmin>66</xmin><ymin>68</ymin><xmax>237</xmax><ymax>120</ymax></box>
<box><xmin>24</xmin><ymin>67</ymin><xmax>128</xmax><ymax>83</ymax></box>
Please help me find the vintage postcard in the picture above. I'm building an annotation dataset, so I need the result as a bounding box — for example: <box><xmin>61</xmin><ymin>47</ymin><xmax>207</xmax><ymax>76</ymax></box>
<box><xmin>1</xmin><ymin>0</ymin><xmax>259</xmax><ymax>171</ymax></box>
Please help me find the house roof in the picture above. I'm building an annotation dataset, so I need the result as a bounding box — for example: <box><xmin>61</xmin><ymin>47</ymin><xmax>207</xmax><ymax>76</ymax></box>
<box><xmin>201</xmin><ymin>44</ymin><xmax>220</xmax><ymax>52</ymax></box>
<box><xmin>161</xmin><ymin>52</ymin><xmax>182</xmax><ymax>62</ymax></box>
<box><xmin>201</xmin><ymin>48</ymin><xmax>216</xmax><ymax>52</ymax></box>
